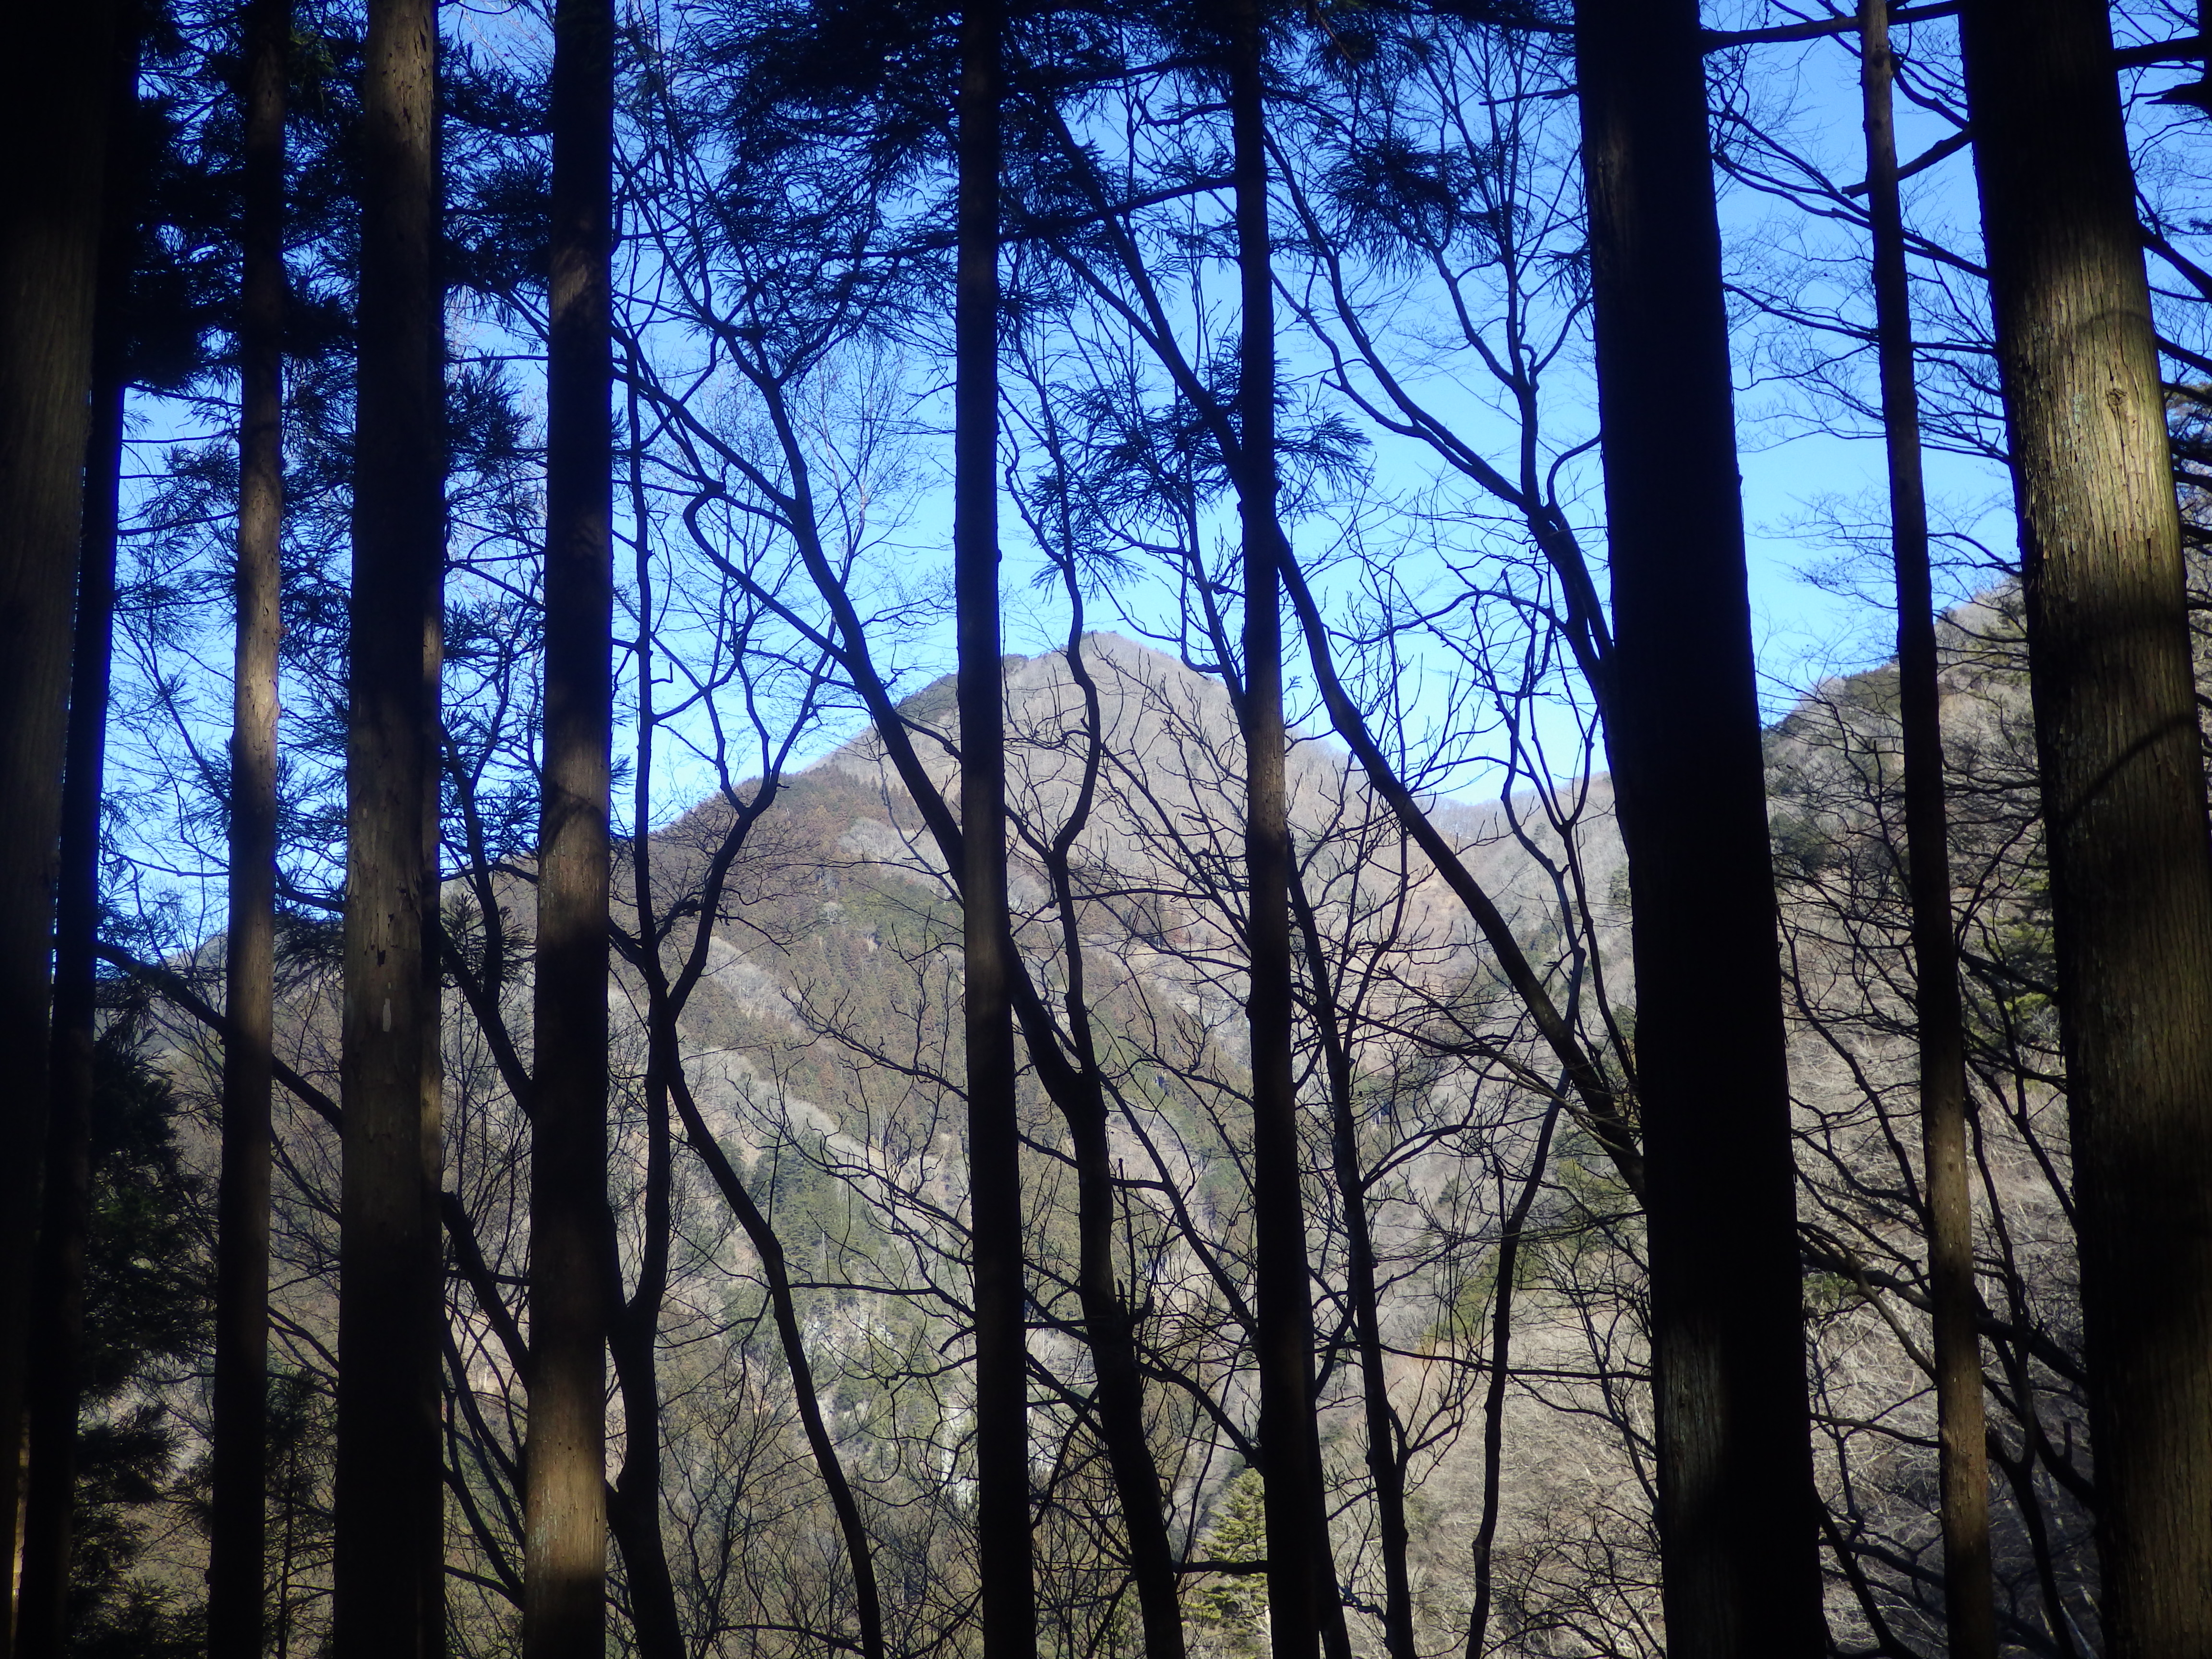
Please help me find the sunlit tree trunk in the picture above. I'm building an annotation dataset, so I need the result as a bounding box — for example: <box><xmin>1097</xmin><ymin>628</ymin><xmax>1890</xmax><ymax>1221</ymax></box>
<box><xmin>0</xmin><ymin>0</ymin><xmax>119</xmax><ymax>1625</ymax></box>
<box><xmin>1571</xmin><ymin>1</ymin><xmax>1825</xmax><ymax>1653</ymax></box>
<box><xmin>521</xmin><ymin>0</ymin><xmax>614</xmax><ymax>1644</ymax></box>
<box><xmin>956</xmin><ymin>0</ymin><xmax>1034</xmax><ymax>1650</ymax></box>
<box><xmin>209</xmin><ymin>0</ymin><xmax>288</xmax><ymax>1649</ymax></box>
<box><xmin>1960</xmin><ymin>3</ymin><xmax>2212</xmax><ymax>1651</ymax></box>
<box><xmin>334</xmin><ymin>0</ymin><xmax>447</xmax><ymax>1646</ymax></box>
<box><xmin>1856</xmin><ymin>8</ymin><xmax>1994</xmax><ymax>1657</ymax></box>
<box><xmin>15</xmin><ymin>51</ymin><xmax>134</xmax><ymax>1634</ymax></box>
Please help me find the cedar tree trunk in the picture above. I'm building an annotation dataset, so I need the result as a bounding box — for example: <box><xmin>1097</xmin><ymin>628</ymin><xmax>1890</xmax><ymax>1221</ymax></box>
<box><xmin>956</xmin><ymin>0</ymin><xmax>1035</xmax><ymax>1650</ymax></box>
<box><xmin>1960</xmin><ymin>2</ymin><xmax>2212</xmax><ymax>1651</ymax></box>
<box><xmin>522</xmin><ymin>0</ymin><xmax>615</xmax><ymax>1644</ymax></box>
<box><xmin>15</xmin><ymin>168</ymin><xmax>131</xmax><ymax>1659</ymax></box>
<box><xmin>333</xmin><ymin>0</ymin><xmax>447</xmax><ymax>1648</ymax></box>
<box><xmin>1572</xmin><ymin>1</ymin><xmax>1826</xmax><ymax>1653</ymax></box>
<box><xmin>209</xmin><ymin>0</ymin><xmax>288</xmax><ymax>1648</ymax></box>
<box><xmin>0</xmin><ymin>0</ymin><xmax>119</xmax><ymax>1623</ymax></box>
<box><xmin>1226</xmin><ymin>5</ymin><xmax>1340</xmax><ymax>1657</ymax></box>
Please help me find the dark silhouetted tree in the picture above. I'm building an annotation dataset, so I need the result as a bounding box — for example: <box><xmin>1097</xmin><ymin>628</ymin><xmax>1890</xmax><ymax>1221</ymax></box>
<box><xmin>1572</xmin><ymin>0</ymin><xmax>1824</xmax><ymax>1652</ymax></box>
<box><xmin>523</xmin><ymin>0</ymin><xmax>617</xmax><ymax>1644</ymax></box>
<box><xmin>332</xmin><ymin>0</ymin><xmax>447</xmax><ymax>1648</ymax></box>
<box><xmin>0</xmin><ymin>0</ymin><xmax>122</xmax><ymax>1623</ymax></box>
<box><xmin>1857</xmin><ymin>6</ymin><xmax>1993</xmax><ymax>1655</ymax></box>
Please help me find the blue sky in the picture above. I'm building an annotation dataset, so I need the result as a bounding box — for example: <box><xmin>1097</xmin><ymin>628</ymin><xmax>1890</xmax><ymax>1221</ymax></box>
<box><xmin>103</xmin><ymin>1</ymin><xmax>2212</xmax><ymax>873</ymax></box>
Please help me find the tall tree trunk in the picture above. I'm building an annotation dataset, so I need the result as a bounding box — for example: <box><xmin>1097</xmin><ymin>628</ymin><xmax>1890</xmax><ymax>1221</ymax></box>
<box><xmin>1959</xmin><ymin>3</ymin><xmax>2212</xmax><ymax>1651</ymax></box>
<box><xmin>15</xmin><ymin>93</ymin><xmax>134</xmax><ymax>1645</ymax></box>
<box><xmin>334</xmin><ymin>0</ymin><xmax>447</xmax><ymax>1646</ymax></box>
<box><xmin>1855</xmin><ymin>8</ymin><xmax>1995</xmax><ymax>1657</ymax></box>
<box><xmin>209</xmin><ymin>0</ymin><xmax>289</xmax><ymax>1649</ymax></box>
<box><xmin>18</xmin><ymin>375</ymin><xmax>126</xmax><ymax>1659</ymax></box>
<box><xmin>0</xmin><ymin>0</ymin><xmax>119</xmax><ymax>1628</ymax></box>
<box><xmin>522</xmin><ymin>0</ymin><xmax>614</xmax><ymax>1644</ymax></box>
<box><xmin>1225</xmin><ymin>8</ymin><xmax>1339</xmax><ymax>1658</ymax></box>
<box><xmin>1570</xmin><ymin>2</ymin><xmax>1825</xmax><ymax>1655</ymax></box>
<box><xmin>956</xmin><ymin>0</ymin><xmax>1034</xmax><ymax>1654</ymax></box>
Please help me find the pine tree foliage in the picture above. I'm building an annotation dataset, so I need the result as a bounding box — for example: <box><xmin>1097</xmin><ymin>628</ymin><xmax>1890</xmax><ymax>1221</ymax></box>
<box><xmin>1189</xmin><ymin>1471</ymin><xmax>1268</xmax><ymax>1647</ymax></box>
<box><xmin>68</xmin><ymin>1027</ymin><xmax>215</xmax><ymax>1659</ymax></box>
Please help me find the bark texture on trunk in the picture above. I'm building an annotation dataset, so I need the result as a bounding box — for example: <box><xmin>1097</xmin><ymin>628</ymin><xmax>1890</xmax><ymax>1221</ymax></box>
<box><xmin>1571</xmin><ymin>2</ymin><xmax>1825</xmax><ymax>1654</ymax></box>
<box><xmin>209</xmin><ymin>0</ymin><xmax>289</xmax><ymax>1648</ymax></box>
<box><xmin>0</xmin><ymin>0</ymin><xmax>120</xmax><ymax>1623</ymax></box>
<box><xmin>1857</xmin><ymin>8</ymin><xmax>1993</xmax><ymax>1657</ymax></box>
<box><xmin>1226</xmin><ymin>8</ymin><xmax>1337</xmax><ymax>1657</ymax></box>
<box><xmin>16</xmin><ymin>247</ymin><xmax>130</xmax><ymax>1659</ymax></box>
<box><xmin>1960</xmin><ymin>3</ymin><xmax>2212</xmax><ymax>1651</ymax></box>
<box><xmin>334</xmin><ymin>0</ymin><xmax>447</xmax><ymax>1647</ymax></box>
<box><xmin>956</xmin><ymin>0</ymin><xmax>1035</xmax><ymax>1650</ymax></box>
<box><xmin>522</xmin><ymin>0</ymin><xmax>614</xmax><ymax>1643</ymax></box>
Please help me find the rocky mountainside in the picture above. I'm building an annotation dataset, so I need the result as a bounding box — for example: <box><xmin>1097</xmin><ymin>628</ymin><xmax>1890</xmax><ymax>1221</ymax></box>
<box><xmin>622</xmin><ymin>610</ymin><xmax>2089</xmax><ymax>1656</ymax></box>
<box><xmin>612</xmin><ymin>632</ymin><xmax>1652</xmax><ymax>1654</ymax></box>
<box><xmin>122</xmin><ymin>606</ymin><xmax>2092</xmax><ymax>1658</ymax></box>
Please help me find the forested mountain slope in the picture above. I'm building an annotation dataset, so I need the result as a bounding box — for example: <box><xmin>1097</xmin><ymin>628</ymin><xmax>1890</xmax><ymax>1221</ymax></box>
<box><xmin>108</xmin><ymin>611</ymin><xmax>2089</xmax><ymax>1659</ymax></box>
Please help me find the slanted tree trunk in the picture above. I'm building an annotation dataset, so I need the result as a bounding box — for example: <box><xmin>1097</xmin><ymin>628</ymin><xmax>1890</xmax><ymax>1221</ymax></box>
<box><xmin>701</xmin><ymin>347</ymin><xmax>1154</xmax><ymax>1656</ymax></box>
<box><xmin>1959</xmin><ymin>3</ymin><xmax>2212</xmax><ymax>1651</ymax></box>
<box><xmin>1464</xmin><ymin>1096</ymin><xmax>1560</xmax><ymax>1659</ymax></box>
<box><xmin>15</xmin><ymin>58</ymin><xmax>135</xmax><ymax>1637</ymax></box>
<box><xmin>0</xmin><ymin>0</ymin><xmax>119</xmax><ymax>1621</ymax></box>
<box><xmin>1058</xmin><ymin>966</ymin><xmax>1188</xmax><ymax>1659</ymax></box>
<box><xmin>955</xmin><ymin>0</ymin><xmax>1034</xmax><ymax>1651</ymax></box>
<box><xmin>521</xmin><ymin>0</ymin><xmax>614</xmax><ymax>1646</ymax></box>
<box><xmin>1856</xmin><ymin>9</ymin><xmax>1994</xmax><ymax>1657</ymax></box>
<box><xmin>333</xmin><ymin>0</ymin><xmax>447</xmax><ymax>1646</ymax></box>
<box><xmin>1028</xmin><ymin>615</ymin><xmax>1186</xmax><ymax>1659</ymax></box>
<box><xmin>604</xmin><ymin>387</ymin><xmax>712</xmax><ymax>1659</ymax></box>
<box><xmin>601</xmin><ymin>1060</ymin><xmax>692</xmax><ymax>1659</ymax></box>
<box><xmin>1224</xmin><ymin>7</ymin><xmax>1339</xmax><ymax>1658</ymax></box>
<box><xmin>209</xmin><ymin>0</ymin><xmax>289</xmax><ymax>1649</ymax></box>
<box><xmin>1570</xmin><ymin>2</ymin><xmax>1825</xmax><ymax>1654</ymax></box>
<box><xmin>1289</xmin><ymin>873</ymin><xmax>1413</xmax><ymax>1659</ymax></box>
